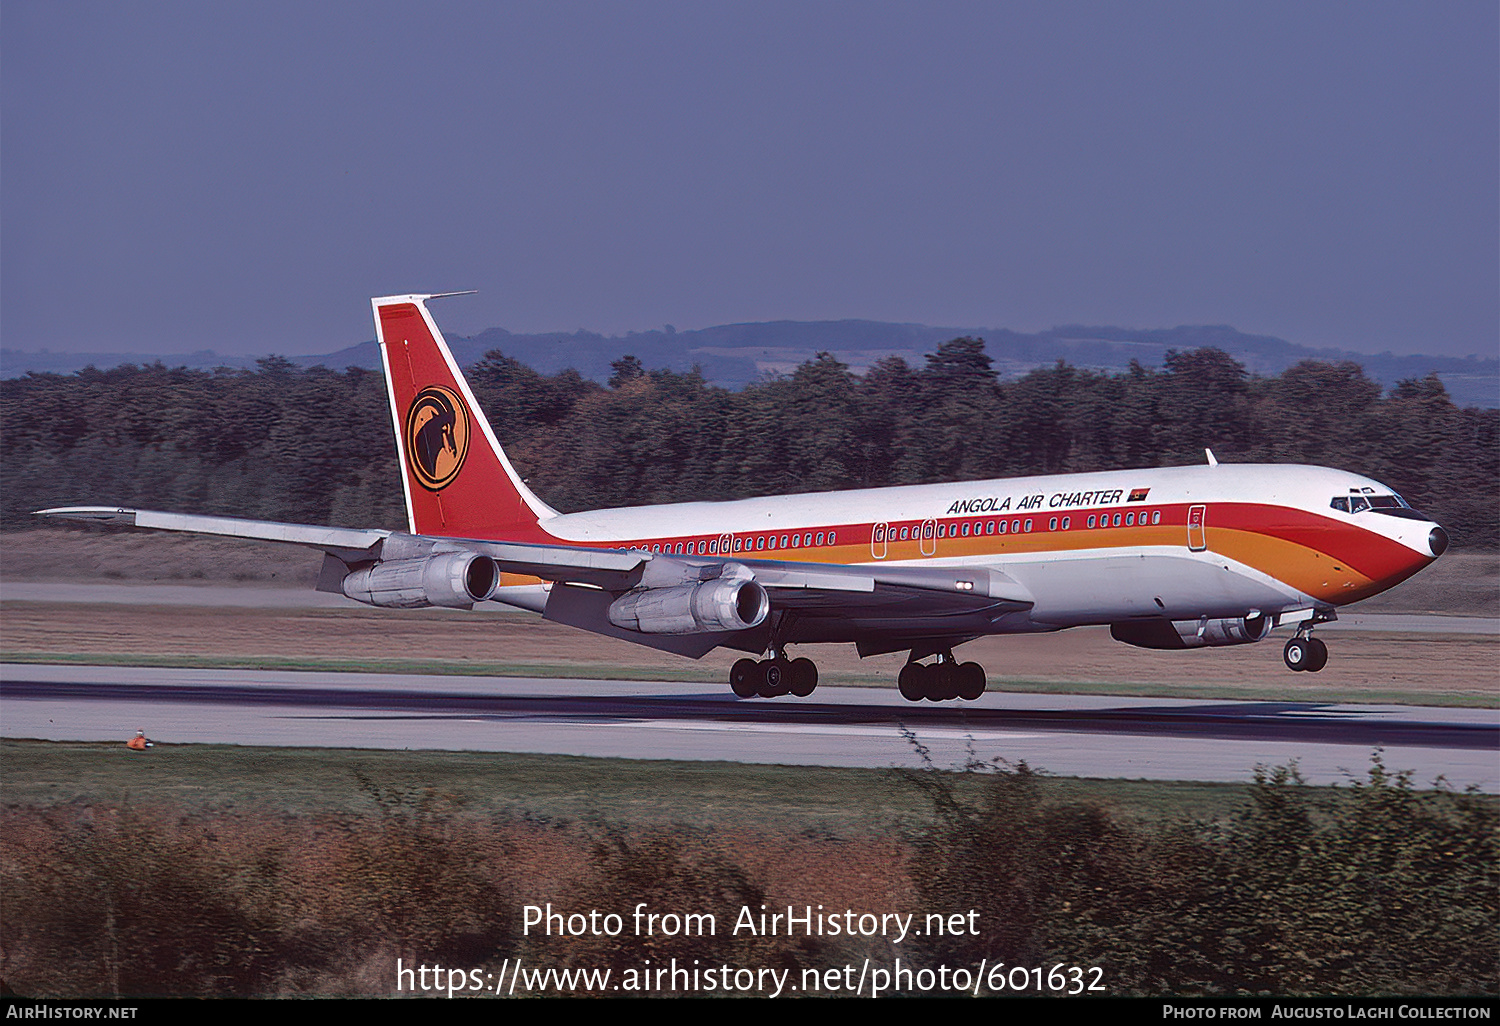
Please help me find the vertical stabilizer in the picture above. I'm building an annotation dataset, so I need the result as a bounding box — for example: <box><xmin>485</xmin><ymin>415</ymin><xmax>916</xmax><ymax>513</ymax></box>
<box><xmin>373</xmin><ymin>294</ymin><xmax>556</xmax><ymax>540</ymax></box>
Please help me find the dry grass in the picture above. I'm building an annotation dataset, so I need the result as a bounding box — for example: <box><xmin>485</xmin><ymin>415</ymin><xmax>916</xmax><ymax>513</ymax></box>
<box><xmin>3</xmin><ymin>598</ymin><xmax>1495</xmax><ymax>704</ymax></box>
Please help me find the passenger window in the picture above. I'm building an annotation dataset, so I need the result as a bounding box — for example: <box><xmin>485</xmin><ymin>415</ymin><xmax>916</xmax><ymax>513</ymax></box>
<box><xmin>1112</xmin><ymin>514</ymin><xmax>1121</xmax><ymax>527</ymax></box>
<box><xmin>998</xmin><ymin>521</ymin><xmax>1007</xmax><ymax>534</ymax></box>
<box><xmin>1126</xmin><ymin>513</ymin><xmax>1135</xmax><ymax>526</ymax></box>
<box><xmin>780</xmin><ymin>535</ymin><xmax>789</xmax><ymax>547</ymax></box>
<box><xmin>1061</xmin><ymin>516</ymin><xmax>1070</xmax><ymax>529</ymax></box>
<box><xmin>900</xmin><ymin>527</ymin><xmax>909</xmax><ymax>540</ymax></box>
<box><xmin>1088</xmin><ymin>515</ymin><xmax>1096</xmax><ymax>528</ymax></box>
<box><xmin>938</xmin><ymin>524</ymin><xmax>947</xmax><ymax>538</ymax></box>
<box><xmin>791</xmin><ymin>534</ymin><xmax>800</xmax><ymax>548</ymax></box>
<box><xmin>987</xmin><ymin>522</ymin><xmax>995</xmax><ymax>534</ymax></box>
<box><xmin>1048</xmin><ymin>517</ymin><xmax>1057</xmax><ymax>531</ymax></box>
<box><xmin>1024</xmin><ymin>519</ymin><xmax>1033</xmax><ymax>532</ymax></box>
<box><xmin>816</xmin><ymin>532</ymin><xmax>824</xmax><ymax>545</ymax></box>
<box><xmin>828</xmin><ymin>531</ymin><xmax>836</xmax><ymax>544</ymax></box>
<box><xmin>1152</xmin><ymin>511</ymin><xmax>1160</xmax><ymax>525</ymax></box>
<box><xmin>1012</xmin><ymin>520</ymin><xmax>1020</xmax><ymax>533</ymax></box>
<box><xmin>803</xmin><ymin>533</ymin><xmax>812</xmax><ymax>546</ymax></box>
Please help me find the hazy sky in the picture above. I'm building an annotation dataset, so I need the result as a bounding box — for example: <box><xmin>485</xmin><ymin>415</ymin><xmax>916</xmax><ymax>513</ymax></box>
<box><xmin>3</xmin><ymin>1</ymin><xmax>1496</xmax><ymax>358</ymax></box>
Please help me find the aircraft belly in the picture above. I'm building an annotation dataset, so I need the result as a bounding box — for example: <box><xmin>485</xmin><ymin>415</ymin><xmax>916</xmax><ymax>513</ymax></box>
<box><xmin>1005</xmin><ymin>550</ymin><xmax>1299</xmax><ymax>627</ymax></box>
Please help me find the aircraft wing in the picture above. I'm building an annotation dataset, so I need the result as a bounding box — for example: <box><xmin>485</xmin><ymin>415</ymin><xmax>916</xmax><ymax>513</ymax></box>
<box><xmin>37</xmin><ymin>507</ymin><xmax>391</xmax><ymax>562</ymax></box>
<box><xmin>35</xmin><ymin>506</ymin><xmax>1031</xmax><ymax>603</ymax></box>
<box><xmin>35</xmin><ymin>507</ymin><xmax>649</xmax><ymax>589</ymax></box>
<box><xmin>34</xmin><ymin>507</ymin><xmax>1034</xmax><ymax>659</ymax></box>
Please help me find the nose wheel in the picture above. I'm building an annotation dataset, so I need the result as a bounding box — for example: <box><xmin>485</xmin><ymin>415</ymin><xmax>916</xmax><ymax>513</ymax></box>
<box><xmin>1283</xmin><ymin>636</ymin><xmax>1329</xmax><ymax>673</ymax></box>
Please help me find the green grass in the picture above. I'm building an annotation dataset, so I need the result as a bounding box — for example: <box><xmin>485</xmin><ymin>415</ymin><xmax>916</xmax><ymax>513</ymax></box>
<box><xmin>0</xmin><ymin>738</ymin><xmax>1269</xmax><ymax>831</ymax></box>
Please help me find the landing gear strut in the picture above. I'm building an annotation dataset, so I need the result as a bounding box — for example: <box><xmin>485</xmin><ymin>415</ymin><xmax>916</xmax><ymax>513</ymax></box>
<box><xmin>898</xmin><ymin>651</ymin><xmax>986</xmax><ymax>702</ymax></box>
<box><xmin>730</xmin><ymin>652</ymin><xmax>818</xmax><ymax>698</ymax></box>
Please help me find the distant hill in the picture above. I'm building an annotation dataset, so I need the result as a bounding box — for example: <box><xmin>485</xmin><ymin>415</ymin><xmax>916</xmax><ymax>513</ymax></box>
<box><xmin>5</xmin><ymin>321</ymin><xmax>1495</xmax><ymax>407</ymax></box>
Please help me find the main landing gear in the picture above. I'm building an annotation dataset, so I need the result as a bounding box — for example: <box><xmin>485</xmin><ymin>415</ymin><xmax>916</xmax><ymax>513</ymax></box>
<box><xmin>727</xmin><ymin>639</ymin><xmax>989</xmax><ymax>702</ymax></box>
<box><xmin>898</xmin><ymin>652</ymin><xmax>987</xmax><ymax>702</ymax></box>
<box><xmin>731</xmin><ymin>654</ymin><xmax>818</xmax><ymax>698</ymax></box>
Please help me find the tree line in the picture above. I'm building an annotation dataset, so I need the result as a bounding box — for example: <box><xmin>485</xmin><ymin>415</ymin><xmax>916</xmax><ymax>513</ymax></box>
<box><xmin>2</xmin><ymin>341</ymin><xmax>1495</xmax><ymax>547</ymax></box>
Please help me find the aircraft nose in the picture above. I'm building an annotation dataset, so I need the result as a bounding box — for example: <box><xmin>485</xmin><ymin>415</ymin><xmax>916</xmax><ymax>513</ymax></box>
<box><xmin>1428</xmin><ymin>525</ymin><xmax>1449</xmax><ymax>558</ymax></box>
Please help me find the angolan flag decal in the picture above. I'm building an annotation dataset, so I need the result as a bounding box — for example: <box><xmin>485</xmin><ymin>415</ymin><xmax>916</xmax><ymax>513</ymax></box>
<box><xmin>1128</xmin><ymin>488</ymin><xmax>1150</xmax><ymax>502</ymax></box>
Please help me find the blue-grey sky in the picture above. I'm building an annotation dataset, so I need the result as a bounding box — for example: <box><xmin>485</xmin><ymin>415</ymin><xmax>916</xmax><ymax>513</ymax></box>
<box><xmin>3</xmin><ymin>0</ymin><xmax>1496</xmax><ymax>358</ymax></box>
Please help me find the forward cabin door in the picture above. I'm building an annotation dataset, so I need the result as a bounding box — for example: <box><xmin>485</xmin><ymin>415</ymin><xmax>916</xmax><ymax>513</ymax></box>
<box><xmin>871</xmin><ymin>522</ymin><xmax>889</xmax><ymax>560</ymax></box>
<box><xmin>1187</xmin><ymin>504</ymin><xmax>1207</xmax><ymax>551</ymax></box>
<box><xmin>919</xmin><ymin>518</ymin><xmax>937</xmax><ymax>556</ymax></box>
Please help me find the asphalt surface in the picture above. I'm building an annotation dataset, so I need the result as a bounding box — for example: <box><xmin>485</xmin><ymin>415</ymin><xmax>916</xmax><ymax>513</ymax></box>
<box><xmin>4</xmin><ymin>664</ymin><xmax>1495</xmax><ymax>790</ymax></box>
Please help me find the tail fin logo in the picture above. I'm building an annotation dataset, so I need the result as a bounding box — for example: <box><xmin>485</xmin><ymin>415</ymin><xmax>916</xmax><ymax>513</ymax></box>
<box><xmin>404</xmin><ymin>385</ymin><xmax>470</xmax><ymax>491</ymax></box>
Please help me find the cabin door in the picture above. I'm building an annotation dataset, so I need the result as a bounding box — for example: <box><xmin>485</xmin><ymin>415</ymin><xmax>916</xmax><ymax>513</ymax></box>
<box><xmin>871</xmin><ymin>522</ymin><xmax>889</xmax><ymax>560</ymax></box>
<box><xmin>1187</xmin><ymin>504</ymin><xmax>1207</xmax><ymax>551</ymax></box>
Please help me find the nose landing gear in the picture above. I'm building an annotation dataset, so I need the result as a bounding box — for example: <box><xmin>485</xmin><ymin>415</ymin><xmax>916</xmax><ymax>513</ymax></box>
<box><xmin>1281</xmin><ymin>609</ymin><xmax>1334</xmax><ymax>673</ymax></box>
<box><xmin>1283</xmin><ymin>634</ymin><xmax>1329</xmax><ymax>672</ymax></box>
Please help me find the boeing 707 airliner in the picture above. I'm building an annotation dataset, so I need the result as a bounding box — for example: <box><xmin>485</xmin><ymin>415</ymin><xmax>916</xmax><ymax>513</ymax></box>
<box><xmin>39</xmin><ymin>293</ymin><xmax>1448</xmax><ymax>701</ymax></box>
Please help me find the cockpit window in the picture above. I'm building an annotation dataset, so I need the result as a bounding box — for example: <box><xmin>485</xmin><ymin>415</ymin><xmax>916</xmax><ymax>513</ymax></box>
<box><xmin>1330</xmin><ymin>497</ymin><xmax>1350</xmax><ymax>513</ymax></box>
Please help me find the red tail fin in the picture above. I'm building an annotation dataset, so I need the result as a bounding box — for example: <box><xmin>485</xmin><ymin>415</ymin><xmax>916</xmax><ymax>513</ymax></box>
<box><xmin>373</xmin><ymin>294</ymin><xmax>555</xmax><ymax>540</ymax></box>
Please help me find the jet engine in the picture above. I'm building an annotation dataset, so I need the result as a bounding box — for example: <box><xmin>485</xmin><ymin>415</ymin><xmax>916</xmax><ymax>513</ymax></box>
<box><xmin>1110</xmin><ymin>614</ymin><xmax>1271</xmax><ymax>650</ymax></box>
<box><xmin>342</xmin><ymin>551</ymin><xmax>500</xmax><ymax>609</ymax></box>
<box><xmin>608</xmin><ymin>578</ymin><xmax>770</xmax><ymax>635</ymax></box>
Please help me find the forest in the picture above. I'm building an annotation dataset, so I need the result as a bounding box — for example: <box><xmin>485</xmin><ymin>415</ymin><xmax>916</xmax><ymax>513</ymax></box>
<box><xmin>2</xmin><ymin>340</ymin><xmax>1495</xmax><ymax>548</ymax></box>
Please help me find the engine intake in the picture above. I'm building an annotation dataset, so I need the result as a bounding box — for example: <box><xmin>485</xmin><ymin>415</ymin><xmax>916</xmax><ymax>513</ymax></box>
<box><xmin>1111</xmin><ymin>614</ymin><xmax>1271</xmax><ymax>650</ymax></box>
<box><xmin>342</xmin><ymin>551</ymin><xmax>500</xmax><ymax>609</ymax></box>
<box><xmin>608</xmin><ymin>578</ymin><xmax>770</xmax><ymax>635</ymax></box>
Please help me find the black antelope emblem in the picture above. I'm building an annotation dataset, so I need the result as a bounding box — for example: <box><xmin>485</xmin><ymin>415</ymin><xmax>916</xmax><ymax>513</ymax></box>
<box><xmin>404</xmin><ymin>385</ymin><xmax>470</xmax><ymax>490</ymax></box>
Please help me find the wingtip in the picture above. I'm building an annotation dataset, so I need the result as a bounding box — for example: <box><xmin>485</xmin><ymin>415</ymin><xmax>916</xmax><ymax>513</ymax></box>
<box><xmin>33</xmin><ymin>506</ymin><xmax>138</xmax><ymax>526</ymax></box>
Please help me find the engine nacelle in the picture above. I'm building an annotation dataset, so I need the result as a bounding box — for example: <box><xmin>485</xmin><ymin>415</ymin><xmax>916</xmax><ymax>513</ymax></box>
<box><xmin>1110</xmin><ymin>614</ymin><xmax>1271</xmax><ymax>650</ymax></box>
<box><xmin>608</xmin><ymin>578</ymin><xmax>770</xmax><ymax>635</ymax></box>
<box><xmin>342</xmin><ymin>551</ymin><xmax>500</xmax><ymax>610</ymax></box>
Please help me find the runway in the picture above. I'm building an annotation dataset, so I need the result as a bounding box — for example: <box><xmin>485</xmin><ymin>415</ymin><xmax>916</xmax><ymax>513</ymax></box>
<box><xmin>4</xmin><ymin>663</ymin><xmax>1495</xmax><ymax>790</ymax></box>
